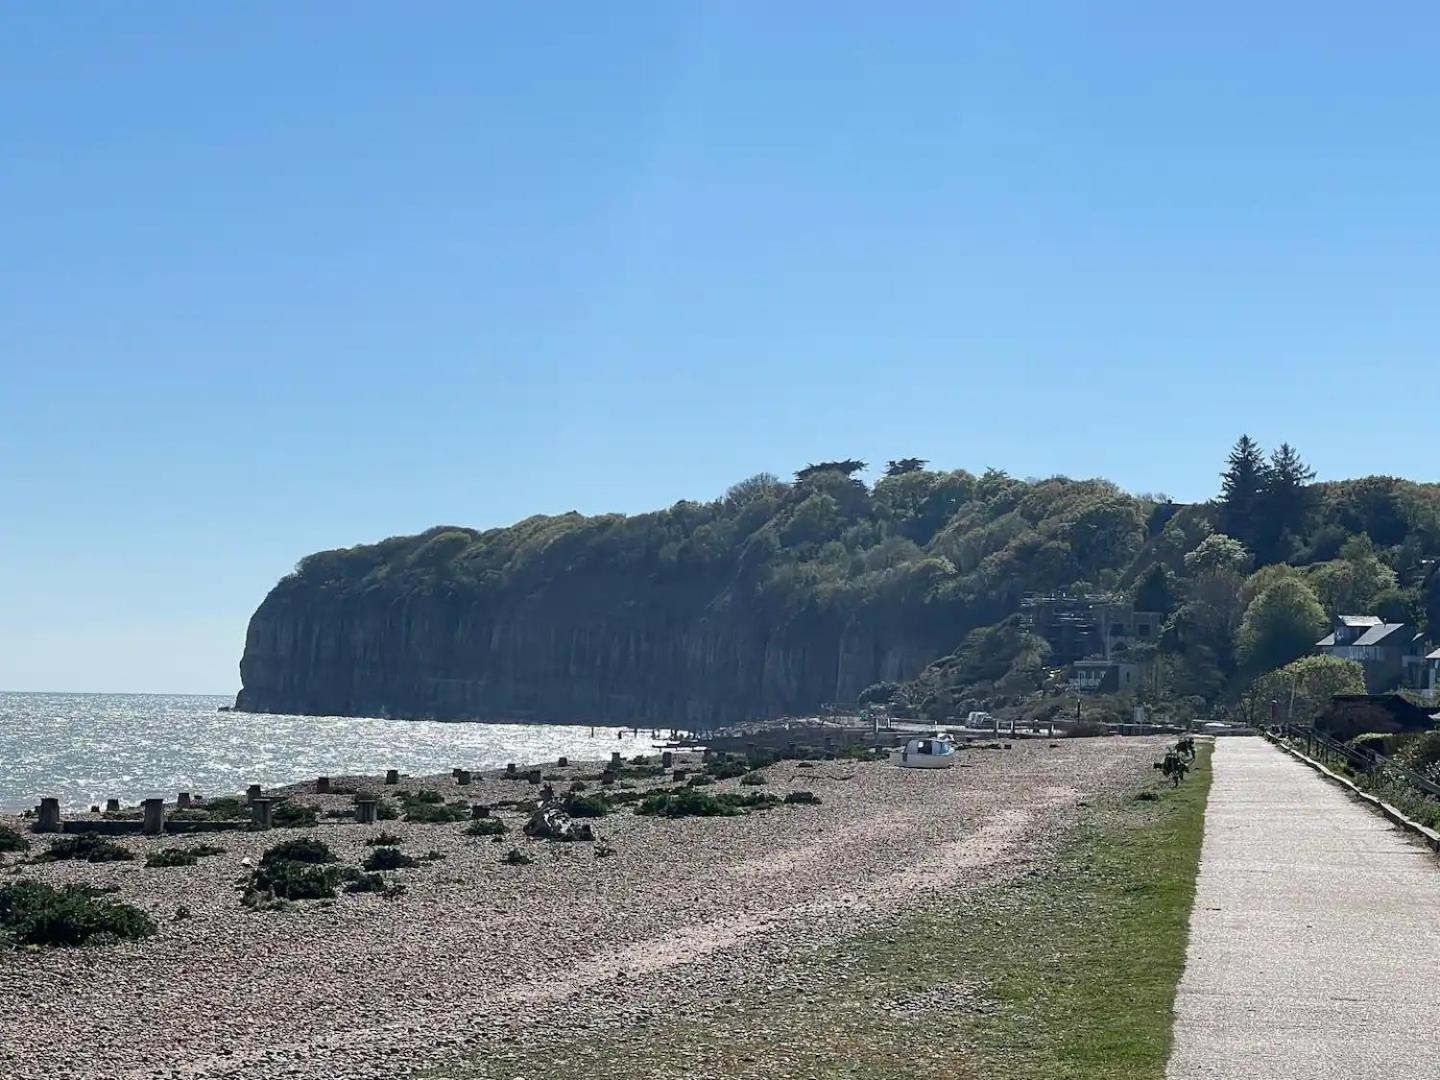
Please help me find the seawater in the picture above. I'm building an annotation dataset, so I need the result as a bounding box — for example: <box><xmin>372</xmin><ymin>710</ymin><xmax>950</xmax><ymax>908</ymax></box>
<box><xmin>0</xmin><ymin>692</ymin><xmax>666</xmax><ymax>812</ymax></box>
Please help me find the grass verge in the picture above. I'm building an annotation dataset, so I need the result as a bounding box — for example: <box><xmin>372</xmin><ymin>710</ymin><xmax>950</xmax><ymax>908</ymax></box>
<box><xmin>426</xmin><ymin>743</ymin><xmax>1212</xmax><ymax>1080</ymax></box>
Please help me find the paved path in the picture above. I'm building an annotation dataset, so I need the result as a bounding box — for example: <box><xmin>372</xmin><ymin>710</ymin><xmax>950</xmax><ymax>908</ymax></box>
<box><xmin>1169</xmin><ymin>737</ymin><xmax>1440</xmax><ymax>1079</ymax></box>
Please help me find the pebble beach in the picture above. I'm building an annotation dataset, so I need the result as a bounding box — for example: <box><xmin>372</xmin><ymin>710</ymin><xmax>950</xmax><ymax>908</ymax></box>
<box><xmin>0</xmin><ymin>737</ymin><xmax>1169</xmax><ymax>1080</ymax></box>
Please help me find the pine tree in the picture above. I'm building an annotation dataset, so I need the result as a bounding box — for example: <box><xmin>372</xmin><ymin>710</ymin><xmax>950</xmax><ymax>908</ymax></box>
<box><xmin>1218</xmin><ymin>435</ymin><xmax>1269</xmax><ymax>552</ymax></box>
<box><xmin>1258</xmin><ymin>442</ymin><xmax>1316</xmax><ymax>562</ymax></box>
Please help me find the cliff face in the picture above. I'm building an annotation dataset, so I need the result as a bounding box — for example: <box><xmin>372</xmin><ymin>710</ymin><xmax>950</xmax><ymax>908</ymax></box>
<box><xmin>233</xmin><ymin>468</ymin><xmax>1168</xmax><ymax>724</ymax></box>
<box><xmin>235</xmin><ymin>582</ymin><xmax>936</xmax><ymax>726</ymax></box>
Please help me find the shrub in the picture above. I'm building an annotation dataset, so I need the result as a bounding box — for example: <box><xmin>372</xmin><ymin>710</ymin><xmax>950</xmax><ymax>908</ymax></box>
<box><xmin>200</xmin><ymin>797</ymin><xmax>247</xmax><ymax>819</ymax></box>
<box><xmin>145</xmin><ymin>844</ymin><xmax>225</xmax><ymax>868</ymax></box>
<box><xmin>261</xmin><ymin>837</ymin><xmax>335</xmax><ymax>866</ymax></box>
<box><xmin>403</xmin><ymin>801</ymin><xmax>469</xmax><ymax>824</ymax></box>
<box><xmin>145</xmin><ymin>849</ymin><xmax>197</xmax><ymax>868</ymax></box>
<box><xmin>686</xmin><ymin>775</ymin><xmax>714</xmax><ymax>787</ymax></box>
<box><xmin>406</xmin><ymin>790</ymin><xmax>444</xmax><ymax>805</ymax></box>
<box><xmin>376</xmin><ymin>801</ymin><xmax>399</xmax><ymax>820</ymax></box>
<box><xmin>739</xmin><ymin>772</ymin><xmax>768</xmax><ymax>786</ymax></box>
<box><xmin>246</xmin><ymin>838</ymin><xmax>341</xmax><ymax>903</ymax></box>
<box><xmin>561</xmin><ymin>792</ymin><xmax>609</xmax><ymax>818</ymax></box>
<box><xmin>272</xmin><ymin>801</ymin><xmax>318</xmax><ymax>828</ymax></box>
<box><xmin>501</xmin><ymin>848</ymin><xmax>533</xmax><ymax>866</ymax></box>
<box><xmin>38</xmin><ymin>835</ymin><xmax>133</xmax><ymax>863</ymax></box>
<box><xmin>636</xmin><ymin>789</ymin><xmax>780</xmax><ymax>818</ymax></box>
<box><xmin>0</xmin><ymin>881</ymin><xmax>155</xmax><ymax>948</ymax></box>
<box><xmin>783</xmin><ymin>791</ymin><xmax>822</xmax><ymax>805</ymax></box>
<box><xmin>343</xmin><ymin>872</ymin><xmax>388</xmax><ymax>894</ymax></box>
<box><xmin>363</xmin><ymin>847</ymin><xmax>418</xmax><ymax>872</ymax></box>
<box><xmin>467</xmin><ymin>818</ymin><xmax>507</xmax><ymax>837</ymax></box>
<box><xmin>0</xmin><ymin>824</ymin><xmax>31</xmax><ymax>854</ymax></box>
<box><xmin>365</xmin><ymin>831</ymin><xmax>402</xmax><ymax>847</ymax></box>
<box><xmin>703</xmin><ymin>757</ymin><xmax>749</xmax><ymax>780</ymax></box>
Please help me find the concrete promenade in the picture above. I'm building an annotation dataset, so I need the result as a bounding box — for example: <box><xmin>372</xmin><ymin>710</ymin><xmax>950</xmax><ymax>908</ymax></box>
<box><xmin>1168</xmin><ymin>737</ymin><xmax>1440</xmax><ymax>1079</ymax></box>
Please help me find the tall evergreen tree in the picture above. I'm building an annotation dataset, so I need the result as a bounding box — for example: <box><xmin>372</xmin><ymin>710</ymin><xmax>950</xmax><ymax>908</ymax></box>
<box><xmin>1218</xmin><ymin>435</ymin><xmax>1269</xmax><ymax>552</ymax></box>
<box><xmin>1258</xmin><ymin>442</ymin><xmax>1316</xmax><ymax>562</ymax></box>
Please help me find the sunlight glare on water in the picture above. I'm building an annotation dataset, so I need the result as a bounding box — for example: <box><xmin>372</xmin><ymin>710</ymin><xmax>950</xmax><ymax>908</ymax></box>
<box><xmin>0</xmin><ymin>692</ymin><xmax>668</xmax><ymax>811</ymax></box>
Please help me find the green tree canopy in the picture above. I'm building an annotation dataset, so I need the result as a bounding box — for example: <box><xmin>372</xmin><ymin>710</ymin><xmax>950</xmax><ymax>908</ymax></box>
<box><xmin>1250</xmin><ymin>655</ymin><xmax>1365</xmax><ymax>725</ymax></box>
<box><xmin>1237</xmin><ymin>577</ymin><xmax>1329</xmax><ymax>673</ymax></box>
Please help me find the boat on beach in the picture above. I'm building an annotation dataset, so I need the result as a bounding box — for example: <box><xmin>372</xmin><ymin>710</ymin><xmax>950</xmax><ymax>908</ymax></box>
<box><xmin>889</xmin><ymin>734</ymin><xmax>958</xmax><ymax>769</ymax></box>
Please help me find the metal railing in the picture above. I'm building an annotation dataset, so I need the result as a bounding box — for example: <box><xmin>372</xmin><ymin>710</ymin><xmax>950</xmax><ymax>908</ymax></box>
<box><xmin>1271</xmin><ymin>724</ymin><xmax>1440</xmax><ymax>800</ymax></box>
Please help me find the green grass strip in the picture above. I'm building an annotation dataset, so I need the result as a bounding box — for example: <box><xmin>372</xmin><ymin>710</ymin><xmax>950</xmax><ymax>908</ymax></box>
<box><xmin>426</xmin><ymin>744</ymin><xmax>1213</xmax><ymax>1080</ymax></box>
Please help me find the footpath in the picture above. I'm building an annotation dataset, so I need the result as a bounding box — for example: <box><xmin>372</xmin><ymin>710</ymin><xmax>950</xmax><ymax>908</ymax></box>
<box><xmin>1168</xmin><ymin>737</ymin><xmax>1440</xmax><ymax>1079</ymax></box>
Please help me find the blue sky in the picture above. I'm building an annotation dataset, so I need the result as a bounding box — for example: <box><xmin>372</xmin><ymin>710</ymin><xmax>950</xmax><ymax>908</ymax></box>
<box><xmin>3</xmin><ymin>2</ymin><xmax>1439</xmax><ymax>693</ymax></box>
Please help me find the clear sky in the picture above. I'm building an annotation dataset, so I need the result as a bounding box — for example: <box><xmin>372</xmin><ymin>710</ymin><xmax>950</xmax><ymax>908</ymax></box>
<box><xmin>3</xmin><ymin>3</ymin><xmax>1439</xmax><ymax>694</ymax></box>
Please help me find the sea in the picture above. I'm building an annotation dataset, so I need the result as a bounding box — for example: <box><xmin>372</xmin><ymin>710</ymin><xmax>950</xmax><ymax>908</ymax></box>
<box><xmin>0</xmin><ymin>692</ymin><xmax>668</xmax><ymax>813</ymax></box>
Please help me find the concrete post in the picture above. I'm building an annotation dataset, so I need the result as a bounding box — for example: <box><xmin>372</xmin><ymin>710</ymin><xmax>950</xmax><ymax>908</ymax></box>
<box><xmin>177</xmin><ymin>792</ymin><xmax>192</xmax><ymax>809</ymax></box>
<box><xmin>316</xmin><ymin>776</ymin><xmax>331</xmax><ymax>795</ymax></box>
<box><xmin>354</xmin><ymin>799</ymin><xmax>378</xmax><ymax>825</ymax></box>
<box><xmin>141</xmin><ymin>798</ymin><xmax>165</xmax><ymax>835</ymax></box>
<box><xmin>246</xmin><ymin>783</ymin><xmax>262</xmax><ymax>805</ymax></box>
<box><xmin>385</xmin><ymin>769</ymin><xmax>399</xmax><ymax>785</ymax></box>
<box><xmin>457</xmin><ymin>770</ymin><xmax>473</xmax><ymax>786</ymax></box>
<box><xmin>251</xmin><ymin>798</ymin><xmax>273</xmax><ymax>830</ymax></box>
<box><xmin>471</xmin><ymin>803</ymin><xmax>489</xmax><ymax>819</ymax></box>
<box><xmin>105</xmin><ymin>798</ymin><xmax>121</xmax><ymax>813</ymax></box>
<box><xmin>36</xmin><ymin>797</ymin><xmax>61</xmax><ymax>833</ymax></box>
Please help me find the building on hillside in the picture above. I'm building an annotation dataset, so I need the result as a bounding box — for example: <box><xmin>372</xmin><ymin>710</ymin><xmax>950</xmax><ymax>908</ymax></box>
<box><xmin>1069</xmin><ymin>658</ymin><xmax>1154</xmax><ymax>694</ymax></box>
<box><xmin>1314</xmin><ymin>615</ymin><xmax>1433</xmax><ymax>694</ymax></box>
<box><xmin>1021</xmin><ymin>594</ymin><xmax>1163</xmax><ymax>666</ymax></box>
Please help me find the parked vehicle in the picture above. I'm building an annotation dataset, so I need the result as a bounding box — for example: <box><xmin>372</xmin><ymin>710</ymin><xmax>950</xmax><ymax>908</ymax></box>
<box><xmin>889</xmin><ymin>734</ymin><xmax>959</xmax><ymax>769</ymax></box>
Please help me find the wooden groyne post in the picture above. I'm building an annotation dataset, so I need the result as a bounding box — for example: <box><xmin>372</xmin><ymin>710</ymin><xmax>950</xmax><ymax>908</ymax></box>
<box><xmin>36</xmin><ymin>798</ymin><xmax>61</xmax><ymax>833</ymax></box>
<box><xmin>141</xmin><ymin>798</ymin><xmax>165</xmax><ymax>835</ymax></box>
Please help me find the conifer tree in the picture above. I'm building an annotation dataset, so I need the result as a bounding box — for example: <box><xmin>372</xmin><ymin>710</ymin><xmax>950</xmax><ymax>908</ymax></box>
<box><xmin>1218</xmin><ymin>435</ymin><xmax>1269</xmax><ymax>552</ymax></box>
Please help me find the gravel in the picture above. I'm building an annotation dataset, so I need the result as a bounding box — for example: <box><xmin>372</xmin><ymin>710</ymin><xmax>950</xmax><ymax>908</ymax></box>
<box><xmin>0</xmin><ymin>737</ymin><xmax>1168</xmax><ymax>1080</ymax></box>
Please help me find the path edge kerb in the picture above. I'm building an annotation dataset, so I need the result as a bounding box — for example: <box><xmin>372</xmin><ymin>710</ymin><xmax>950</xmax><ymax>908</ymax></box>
<box><xmin>1264</xmin><ymin>732</ymin><xmax>1440</xmax><ymax>852</ymax></box>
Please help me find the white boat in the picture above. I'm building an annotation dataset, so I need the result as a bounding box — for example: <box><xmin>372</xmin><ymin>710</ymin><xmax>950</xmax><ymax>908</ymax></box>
<box><xmin>889</xmin><ymin>734</ymin><xmax>959</xmax><ymax>769</ymax></box>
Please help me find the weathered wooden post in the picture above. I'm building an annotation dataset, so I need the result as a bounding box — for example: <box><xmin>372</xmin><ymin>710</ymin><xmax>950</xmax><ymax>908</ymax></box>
<box><xmin>506</xmin><ymin>763</ymin><xmax>518</xmax><ymax>777</ymax></box>
<box><xmin>105</xmin><ymin>798</ymin><xmax>121</xmax><ymax>813</ymax></box>
<box><xmin>557</xmin><ymin>756</ymin><xmax>568</xmax><ymax>768</ymax></box>
<box><xmin>610</xmin><ymin>751</ymin><xmax>623</xmax><ymax>767</ymax></box>
<box><xmin>251</xmin><ymin>798</ymin><xmax>273</xmax><ymax>830</ymax></box>
<box><xmin>141</xmin><ymin>798</ymin><xmax>165</xmax><ymax>835</ymax></box>
<box><xmin>457</xmin><ymin>770</ymin><xmax>473</xmax><ymax>786</ymax></box>
<box><xmin>90</xmin><ymin>804</ymin><xmax>100</xmax><ymax>814</ymax></box>
<box><xmin>354</xmin><ymin>798</ymin><xmax>378</xmax><ymax>824</ymax></box>
<box><xmin>526</xmin><ymin>769</ymin><xmax>541</xmax><ymax>785</ymax></box>
<box><xmin>177</xmin><ymin>792</ymin><xmax>192</xmax><ymax>809</ymax></box>
<box><xmin>471</xmin><ymin>803</ymin><xmax>489</xmax><ymax>819</ymax></box>
<box><xmin>384</xmin><ymin>769</ymin><xmax>399</xmax><ymax>785</ymax></box>
<box><xmin>673</xmin><ymin>768</ymin><xmax>688</xmax><ymax>781</ymax></box>
<box><xmin>661</xmin><ymin>751</ymin><xmax>674</xmax><ymax>768</ymax></box>
<box><xmin>316</xmin><ymin>776</ymin><xmax>331</xmax><ymax>795</ymax></box>
<box><xmin>36</xmin><ymin>798</ymin><xmax>61</xmax><ymax>833</ymax></box>
<box><xmin>246</xmin><ymin>783</ymin><xmax>263</xmax><ymax>805</ymax></box>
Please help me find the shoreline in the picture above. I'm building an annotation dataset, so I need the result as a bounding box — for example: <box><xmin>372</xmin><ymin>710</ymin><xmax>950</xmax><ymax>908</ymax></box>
<box><xmin>0</xmin><ymin>737</ymin><xmax>1171</xmax><ymax>1080</ymax></box>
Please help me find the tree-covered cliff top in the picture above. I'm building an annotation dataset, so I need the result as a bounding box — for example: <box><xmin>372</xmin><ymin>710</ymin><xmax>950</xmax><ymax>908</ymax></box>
<box><xmin>265</xmin><ymin>445</ymin><xmax>1440</xmax><ymax>717</ymax></box>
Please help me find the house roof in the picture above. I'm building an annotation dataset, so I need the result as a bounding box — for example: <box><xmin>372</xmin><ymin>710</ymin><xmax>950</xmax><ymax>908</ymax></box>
<box><xmin>1316</xmin><ymin>633</ymin><xmax>1337</xmax><ymax>647</ymax></box>
<box><xmin>1352</xmin><ymin>623</ymin><xmax>1410</xmax><ymax>647</ymax></box>
<box><xmin>1428</xmin><ymin>647</ymin><xmax>1440</xmax><ymax>661</ymax></box>
<box><xmin>1339</xmin><ymin>615</ymin><xmax>1384</xmax><ymax>627</ymax></box>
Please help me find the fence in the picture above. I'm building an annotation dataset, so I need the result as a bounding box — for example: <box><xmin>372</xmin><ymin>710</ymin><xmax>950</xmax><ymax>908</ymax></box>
<box><xmin>1271</xmin><ymin>723</ymin><xmax>1440</xmax><ymax>801</ymax></box>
